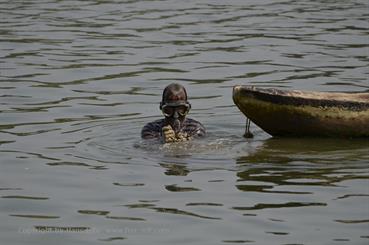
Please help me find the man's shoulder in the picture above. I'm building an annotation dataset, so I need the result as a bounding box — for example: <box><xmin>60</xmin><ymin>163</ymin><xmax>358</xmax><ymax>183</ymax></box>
<box><xmin>143</xmin><ymin>119</ymin><xmax>165</xmax><ymax>129</ymax></box>
<box><xmin>183</xmin><ymin>118</ymin><xmax>206</xmax><ymax>137</ymax></box>
<box><xmin>141</xmin><ymin>119</ymin><xmax>165</xmax><ymax>139</ymax></box>
<box><xmin>184</xmin><ymin>118</ymin><xmax>204</xmax><ymax>127</ymax></box>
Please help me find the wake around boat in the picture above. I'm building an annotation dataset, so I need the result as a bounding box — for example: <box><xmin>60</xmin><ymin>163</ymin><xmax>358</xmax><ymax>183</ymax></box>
<box><xmin>233</xmin><ymin>85</ymin><xmax>369</xmax><ymax>137</ymax></box>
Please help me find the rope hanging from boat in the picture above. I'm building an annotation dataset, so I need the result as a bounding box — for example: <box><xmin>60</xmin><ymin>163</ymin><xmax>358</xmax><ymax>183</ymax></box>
<box><xmin>244</xmin><ymin>117</ymin><xmax>254</xmax><ymax>138</ymax></box>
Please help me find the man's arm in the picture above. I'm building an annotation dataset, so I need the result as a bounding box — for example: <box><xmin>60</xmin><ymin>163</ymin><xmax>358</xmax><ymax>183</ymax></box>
<box><xmin>141</xmin><ymin>122</ymin><xmax>161</xmax><ymax>139</ymax></box>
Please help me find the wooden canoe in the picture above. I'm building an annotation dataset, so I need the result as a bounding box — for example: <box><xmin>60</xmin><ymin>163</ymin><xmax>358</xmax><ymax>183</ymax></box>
<box><xmin>233</xmin><ymin>85</ymin><xmax>369</xmax><ymax>137</ymax></box>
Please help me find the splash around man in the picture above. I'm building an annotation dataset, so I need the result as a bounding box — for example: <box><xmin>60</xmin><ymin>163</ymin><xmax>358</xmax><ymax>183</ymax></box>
<box><xmin>141</xmin><ymin>83</ymin><xmax>206</xmax><ymax>143</ymax></box>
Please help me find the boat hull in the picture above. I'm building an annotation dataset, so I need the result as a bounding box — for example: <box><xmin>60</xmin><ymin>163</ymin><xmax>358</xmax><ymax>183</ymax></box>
<box><xmin>233</xmin><ymin>86</ymin><xmax>369</xmax><ymax>137</ymax></box>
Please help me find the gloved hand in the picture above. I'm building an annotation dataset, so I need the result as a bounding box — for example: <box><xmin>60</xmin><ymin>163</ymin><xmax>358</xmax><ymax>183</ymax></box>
<box><xmin>176</xmin><ymin>132</ymin><xmax>190</xmax><ymax>142</ymax></box>
<box><xmin>162</xmin><ymin>125</ymin><xmax>176</xmax><ymax>143</ymax></box>
<box><xmin>162</xmin><ymin>125</ymin><xmax>190</xmax><ymax>143</ymax></box>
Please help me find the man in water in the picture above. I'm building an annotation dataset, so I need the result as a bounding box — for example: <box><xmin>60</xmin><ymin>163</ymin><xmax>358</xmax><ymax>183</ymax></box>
<box><xmin>141</xmin><ymin>83</ymin><xmax>206</xmax><ymax>143</ymax></box>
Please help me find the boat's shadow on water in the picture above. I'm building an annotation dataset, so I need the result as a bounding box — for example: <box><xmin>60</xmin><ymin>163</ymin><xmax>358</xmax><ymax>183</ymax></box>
<box><xmin>235</xmin><ymin>137</ymin><xmax>369</xmax><ymax>191</ymax></box>
<box><xmin>237</xmin><ymin>137</ymin><xmax>369</xmax><ymax>165</ymax></box>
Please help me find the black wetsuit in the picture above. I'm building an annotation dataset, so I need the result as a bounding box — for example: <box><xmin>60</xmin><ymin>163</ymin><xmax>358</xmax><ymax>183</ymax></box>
<box><xmin>141</xmin><ymin>118</ymin><xmax>206</xmax><ymax>139</ymax></box>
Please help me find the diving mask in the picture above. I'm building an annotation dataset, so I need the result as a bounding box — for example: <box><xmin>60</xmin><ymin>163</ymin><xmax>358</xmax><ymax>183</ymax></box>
<box><xmin>161</xmin><ymin>103</ymin><xmax>190</xmax><ymax>118</ymax></box>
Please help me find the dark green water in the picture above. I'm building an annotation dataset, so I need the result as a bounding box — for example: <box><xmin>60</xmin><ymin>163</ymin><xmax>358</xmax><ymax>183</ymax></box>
<box><xmin>0</xmin><ymin>0</ymin><xmax>368</xmax><ymax>244</ymax></box>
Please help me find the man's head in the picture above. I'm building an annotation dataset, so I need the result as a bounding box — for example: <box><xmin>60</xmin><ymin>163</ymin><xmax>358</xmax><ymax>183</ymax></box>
<box><xmin>160</xmin><ymin>83</ymin><xmax>191</xmax><ymax>132</ymax></box>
